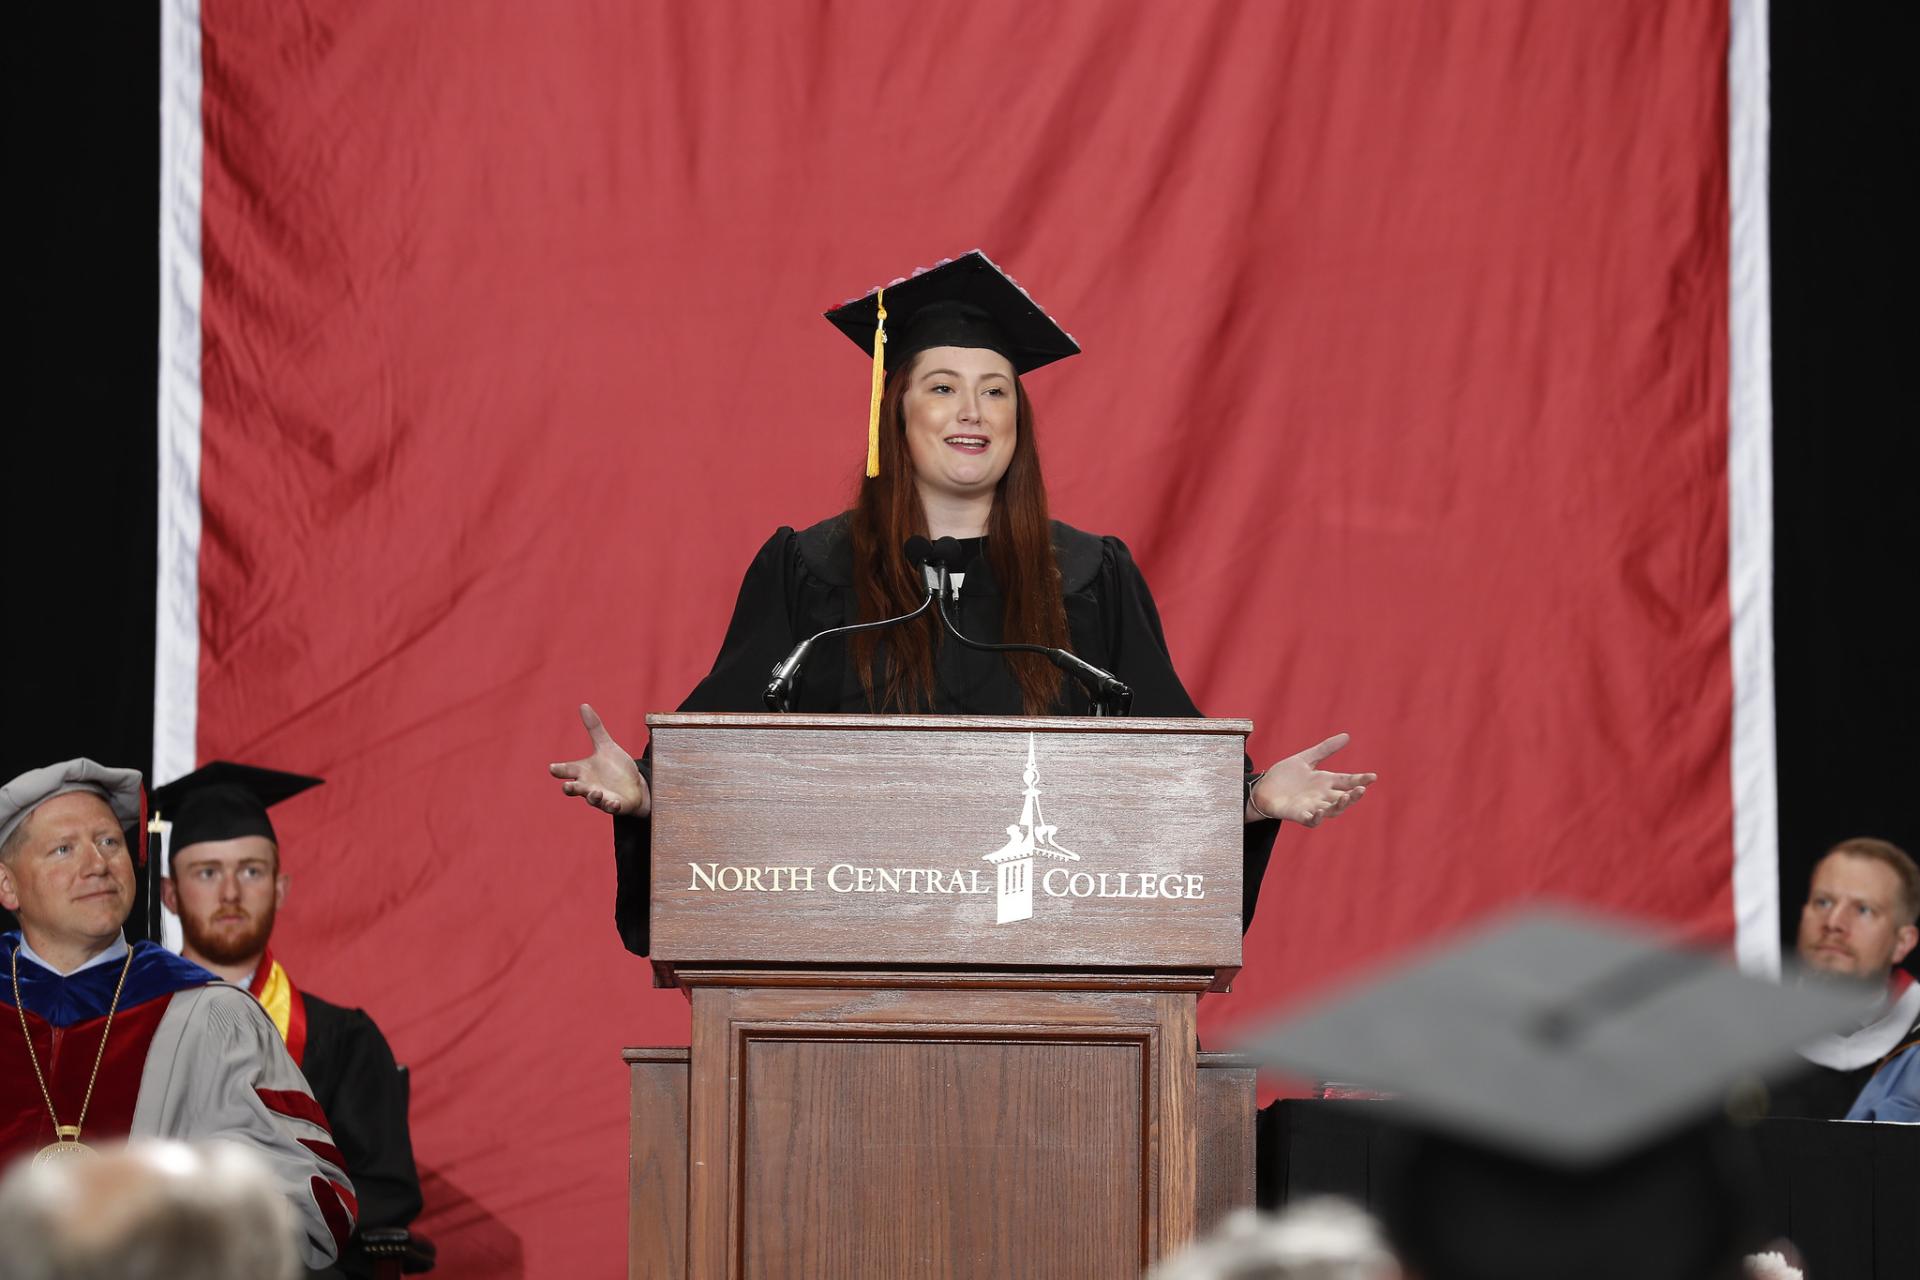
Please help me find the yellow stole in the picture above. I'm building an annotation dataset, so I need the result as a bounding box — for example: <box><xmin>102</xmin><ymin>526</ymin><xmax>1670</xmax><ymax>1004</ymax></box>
<box><xmin>246</xmin><ymin>948</ymin><xmax>309</xmax><ymax>1065</ymax></box>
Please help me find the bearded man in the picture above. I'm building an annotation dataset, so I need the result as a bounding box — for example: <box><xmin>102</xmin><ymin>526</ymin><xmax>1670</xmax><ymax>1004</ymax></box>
<box><xmin>1774</xmin><ymin>836</ymin><xmax>1920</xmax><ymax>1121</ymax></box>
<box><xmin>0</xmin><ymin>758</ymin><xmax>356</xmax><ymax>1270</ymax></box>
<box><xmin>156</xmin><ymin>762</ymin><xmax>423</xmax><ymax>1279</ymax></box>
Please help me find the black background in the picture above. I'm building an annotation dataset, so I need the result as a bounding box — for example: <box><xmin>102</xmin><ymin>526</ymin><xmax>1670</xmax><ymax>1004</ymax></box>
<box><xmin>3</xmin><ymin>5</ymin><xmax>1912</xmax><ymax>964</ymax></box>
<box><xmin>1767</xmin><ymin>2</ymin><xmax>1916</xmax><ymax>968</ymax></box>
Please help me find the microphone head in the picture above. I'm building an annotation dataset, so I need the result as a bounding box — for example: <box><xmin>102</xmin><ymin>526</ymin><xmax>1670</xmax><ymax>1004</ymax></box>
<box><xmin>926</xmin><ymin>537</ymin><xmax>968</xmax><ymax>569</ymax></box>
<box><xmin>905</xmin><ymin>536</ymin><xmax>974</xmax><ymax>571</ymax></box>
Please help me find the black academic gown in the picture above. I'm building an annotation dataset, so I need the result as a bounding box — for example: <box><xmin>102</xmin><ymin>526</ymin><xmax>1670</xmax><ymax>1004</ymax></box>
<box><xmin>302</xmin><ymin>994</ymin><xmax>424</xmax><ymax>1280</ymax></box>
<box><xmin>1765</xmin><ymin>1060</ymin><xmax>1880</xmax><ymax>1120</ymax></box>
<box><xmin>1766</xmin><ymin>994</ymin><xmax>1920</xmax><ymax>1120</ymax></box>
<box><xmin>613</xmin><ymin>513</ymin><xmax>1281</xmax><ymax>955</ymax></box>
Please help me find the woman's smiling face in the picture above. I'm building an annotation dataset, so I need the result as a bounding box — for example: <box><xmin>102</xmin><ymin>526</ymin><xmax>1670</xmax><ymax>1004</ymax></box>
<box><xmin>901</xmin><ymin>346</ymin><xmax>1019</xmax><ymax>503</ymax></box>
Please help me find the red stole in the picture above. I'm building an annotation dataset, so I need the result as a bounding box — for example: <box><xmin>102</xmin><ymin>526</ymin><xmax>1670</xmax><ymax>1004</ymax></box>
<box><xmin>247</xmin><ymin>946</ymin><xmax>309</xmax><ymax>1066</ymax></box>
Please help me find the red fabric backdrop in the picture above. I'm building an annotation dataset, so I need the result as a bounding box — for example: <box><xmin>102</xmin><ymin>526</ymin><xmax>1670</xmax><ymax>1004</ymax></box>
<box><xmin>194</xmin><ymin>1</ymin><xmax>1730</xmax><ymax>1273</ymax></box>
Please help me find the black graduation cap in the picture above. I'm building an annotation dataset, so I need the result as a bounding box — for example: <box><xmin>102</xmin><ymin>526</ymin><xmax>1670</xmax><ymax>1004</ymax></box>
<box><xmin>1235</xmin><ymin>906</ymin><xmax>1874</xmax><ymax>1280</ymax></box>
<box><xmin>824</xmin><ymin>250</ymin><xmax>1081</xmax><ymax>376</ymax></box>
<box><xmin>148</xmin><ymin>762</ymin><xmax>324</xmax><ymax>853</ymax></box>
<box><xmin>824</xmin><ymin>252</ymin><xmax>1080</xmax><ymax>477</ymax></box>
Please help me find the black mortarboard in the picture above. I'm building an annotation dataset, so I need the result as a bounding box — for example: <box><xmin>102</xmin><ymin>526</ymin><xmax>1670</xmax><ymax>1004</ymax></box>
<box><xmin>1236</xmin><ymin>906</ymin><xmax>1874</xmax><ymax>1280</ymax></box>
<box><xmin>824</xmin><ymin>251</ymin><xmax>1080</xmax><ymax>476</ymax></box>
<box><xmin>825</xmin><ymin>250</ymin><xmax>1081</xmax><ymax>376</ymax></box>
<box><xmin>148</xmin><ymin>762</ymin><xmax>323</xmax><ymax>853</ymax></box>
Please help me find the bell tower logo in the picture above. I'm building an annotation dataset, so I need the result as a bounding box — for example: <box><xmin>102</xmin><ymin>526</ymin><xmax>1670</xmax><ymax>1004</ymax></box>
<box><xmin>982</xmin><ymin>734</ymin><xmax>1079</xmax><ymax>923</ymax></box>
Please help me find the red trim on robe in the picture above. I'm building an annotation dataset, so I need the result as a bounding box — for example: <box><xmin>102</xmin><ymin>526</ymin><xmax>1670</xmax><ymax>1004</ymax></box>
<box><xmin>257</xmin><ymin>1086</ymin><xmax>332</xmax><ymax>1132</ymax></box>
<box><xmin>1</xmin><ymin>994</ymin><xmax>176</xmax><ymax>1165</ymax></box>
<box><xmin>245</xmin><ymin>949</ymin><xmax>271</xmax><ymax>998</ymax></box>
<box><xmin>332</xmin><ymin>1177</ymin><xmax>359</xmax><ymax>1220</ymax></box>
<box><xmin>310</xmin><ymin>1174</ymin><xmax>357</xmax><ymax>1252</ymax></box>
<box><xmin>301</xmin><ymin>1136</ymin><xmax>347</xmax><ymax>1168</ymax></box>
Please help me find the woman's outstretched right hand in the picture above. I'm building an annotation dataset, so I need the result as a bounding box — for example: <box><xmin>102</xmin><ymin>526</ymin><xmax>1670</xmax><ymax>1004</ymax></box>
<box><xmin>549</xmin><ymin>703</ymin><xmax>650</xmax><ymax>816</ymax></box>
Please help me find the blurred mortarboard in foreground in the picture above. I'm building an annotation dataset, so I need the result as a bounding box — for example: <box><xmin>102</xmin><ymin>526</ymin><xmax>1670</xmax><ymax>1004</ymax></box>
<box><xmin>148</xmin><ymin>762</ymin><xmax>322</xmax><ymax>855</ymax></box>
<box><xmin>1236</xmin><ymin>904</ymin><xmax>1872</xmax><ymax>1168</ymax></box>
<box><xmin>824</xmin><ymin>251</ymin><xmax>1080</xmax><ymax>477</ymax></box>
<box><xmin>1238</xmin><ymin>906</ymin><xmax>1876</xmax><ymax>1280</ymax></box>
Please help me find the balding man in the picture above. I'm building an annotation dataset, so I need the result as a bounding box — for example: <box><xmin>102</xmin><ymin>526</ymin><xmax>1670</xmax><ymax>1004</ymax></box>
<box><xmin>0</xmin><ymin>758</ymin><xmax>357</xmax><ymax>1269</ymax></box>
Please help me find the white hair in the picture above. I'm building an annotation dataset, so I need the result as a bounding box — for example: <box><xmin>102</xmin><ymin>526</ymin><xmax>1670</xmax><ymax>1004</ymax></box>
<box><xmin>1147</xmin><ymin>1199</ymin><xmax>1402</xmax><ymax>1280</ymax></box>
<box><xmin>1743</xmin><ymin>1251</ymin><xmax>1805</xmax><ymax>1280</ymax></box>
<box><xmin>0</xmin><ymin>1139</ymin><xmax>301</xmax><ymax>1280</ymax></box>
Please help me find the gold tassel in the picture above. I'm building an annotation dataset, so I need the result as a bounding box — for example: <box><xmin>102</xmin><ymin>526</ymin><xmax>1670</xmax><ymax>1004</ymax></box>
<box><xmin>866</xmin><ymin>290</ymin><xmax>887</xmax><ymax>478</ymax></box>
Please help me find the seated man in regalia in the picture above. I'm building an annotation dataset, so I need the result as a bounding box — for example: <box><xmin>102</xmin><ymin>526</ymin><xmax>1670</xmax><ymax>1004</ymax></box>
<box><xmin>0</xmin><ymin>757</ymin><xmax>357</xmax><ymax>1271</ymax></box>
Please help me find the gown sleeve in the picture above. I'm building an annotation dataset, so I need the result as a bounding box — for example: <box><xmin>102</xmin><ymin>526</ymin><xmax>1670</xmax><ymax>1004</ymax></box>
<box><xmin>135</xmin><ymin>985</ymin><xmax>358</xmax><ymax>1269</ymax></box>
<box><xmin>613</xmin><ymin>529</ymin><xmax>805</xmax><ymax>955</ymax></box>
<box><xmin>302</xmin><ymin>997</ymin><xmax>424</xmax><ymax>1254</ymax></box>
<box><xmin>1096</xmin><ymin>536</ymin><xmax>1281</xmax><ymax>933</ymax></box>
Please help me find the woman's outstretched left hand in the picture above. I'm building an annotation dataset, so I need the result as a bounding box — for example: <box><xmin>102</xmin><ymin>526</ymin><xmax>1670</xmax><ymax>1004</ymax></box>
<box><xmin>1249</xmin><ymin>733</ymin><xmax>1375</xmax><ymax>827</ymax></box>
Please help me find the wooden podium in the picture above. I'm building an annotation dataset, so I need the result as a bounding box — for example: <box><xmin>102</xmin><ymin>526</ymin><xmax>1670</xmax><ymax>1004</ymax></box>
<box><xmin>626</xmin><ymin>713</ymin><xmax>1258</xmax><ymax>1279</ymax></box>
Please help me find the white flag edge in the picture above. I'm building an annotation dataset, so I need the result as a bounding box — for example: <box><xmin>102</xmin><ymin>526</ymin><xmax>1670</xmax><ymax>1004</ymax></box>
<box><xmin>154</xmin><ymin>0</ymin><xmax>204</xmax><ymax>952</ymax></box>
<box><xmin>1728</xmin><ymin>0</ymin><xmax>1780</xmax><ymax>976</ymax></box>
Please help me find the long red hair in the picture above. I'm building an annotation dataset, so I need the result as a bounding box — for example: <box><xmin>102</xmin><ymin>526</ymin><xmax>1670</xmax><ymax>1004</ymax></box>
<box><xmin>849</xmin><ymin>352</ymin><xmax>1071</xmax><ymax>713</ymax></box>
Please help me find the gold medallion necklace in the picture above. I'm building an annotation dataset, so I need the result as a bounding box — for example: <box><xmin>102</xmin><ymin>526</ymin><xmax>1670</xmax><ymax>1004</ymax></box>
<box><xmin>10</xmin><ymin>943</ymin><xmax>136</xmax><ymax>1166</ymax></box>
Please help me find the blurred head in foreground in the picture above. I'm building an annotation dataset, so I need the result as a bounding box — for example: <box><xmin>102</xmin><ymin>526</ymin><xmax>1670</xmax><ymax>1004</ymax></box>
<box><xmin>1795</xmin><ymin>837</ymin><xmax>1919</xmax><ymax>982</ymax></box>
<box><xmin>0</xmin><ymin>1140</ymin><xmax>299</xmax><ymax>1280</ymax></box>
<box><xmin>1148</xmin><ymin>1200</ymin><xmax>1401</xmax><ymax>1280</ymax></box>
<box><xmin>1237</xmin><ymin>906</ymin><xmax>1873</xmax><ymax>1280</ymax></box>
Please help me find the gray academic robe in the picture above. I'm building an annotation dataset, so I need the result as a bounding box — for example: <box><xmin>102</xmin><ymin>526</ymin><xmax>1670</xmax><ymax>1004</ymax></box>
<box><xmin>132</xmin><ymin>983</ymin><xmax>359</xmax><ymax>1267</ymax></box>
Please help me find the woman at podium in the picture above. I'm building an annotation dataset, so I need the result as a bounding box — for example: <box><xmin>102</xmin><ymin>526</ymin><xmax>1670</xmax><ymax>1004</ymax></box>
<box><xmin>549</xmin><ymin>252</ymin><xmax>1373</xmax><ymax>954</ymax></box>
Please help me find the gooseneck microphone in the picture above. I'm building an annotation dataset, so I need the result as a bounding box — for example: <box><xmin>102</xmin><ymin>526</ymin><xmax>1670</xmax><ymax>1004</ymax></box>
<box><xmin>916</xmin><ymin>537</ymin><xmax>1134</xmax><ymax>717</ymax></box>
<box><xmin>767</xmin><ymin>537</ymin><xmax>1134</xmax><ymax>715</ymax></box>
<box><xmin>763</xmin><ymin>544</ymin><xmax>935</xmax><ymax>711</ymax></box>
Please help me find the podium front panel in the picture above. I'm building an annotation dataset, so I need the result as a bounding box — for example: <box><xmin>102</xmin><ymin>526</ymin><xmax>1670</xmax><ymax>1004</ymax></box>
<box><xmin>683</xmin><ymin>979</ymin><xmax>1199</xmax><ymax>1278</ymax></box>
<box><xmin>647</xmin><ymin>714</ymin><xmax>1247</xmax><ymax>972</ymax></box>
<box><xmin>742</xmin><ymin>1036</ymin><xmax>1144</xmax><ymax>1275</ymax></box>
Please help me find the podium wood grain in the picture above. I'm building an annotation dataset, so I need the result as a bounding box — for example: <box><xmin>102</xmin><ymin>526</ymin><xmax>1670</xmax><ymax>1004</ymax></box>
<box><xmin>627</xmin><ymin>1042</ymin><xmax>1259</xmax><ymax>1278</ymax></box>
<box><xmin>626</xmin><ymin>1048</ymin><xmax>689</xmax><ymax>1279</ymax></box>
<box><xmin>1194</xmin><ymin>1052</ymin><xmax>1257</xmax><ymax>1235</ymax></box>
